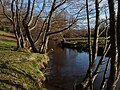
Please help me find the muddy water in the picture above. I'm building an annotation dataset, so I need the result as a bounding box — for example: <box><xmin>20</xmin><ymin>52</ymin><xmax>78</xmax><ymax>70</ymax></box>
<box><xmin>45</xmin><ymin>41</ymin><xmax>120</xmax><ymax>90</ymax></box>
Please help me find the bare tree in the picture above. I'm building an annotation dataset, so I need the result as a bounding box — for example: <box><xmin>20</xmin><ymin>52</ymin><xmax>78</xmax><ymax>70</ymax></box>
<box><xmin>22</xmin><ymin>0</ymin><xmax>38</xmax><ymax>52</ymax></box>
<box><xmin>75</xmin><ymin>0</ymin><xmax>112</xmax><ymax>90</ymax></box>
<box><xmin>0</xmin><ymin>0</ymin><xmax>24</xmax><ymax>49</ymax></box>
<box><xmin>0</xmin><ymin>0</ymin><xmax>80</xmax><ymax>53</ymax></box>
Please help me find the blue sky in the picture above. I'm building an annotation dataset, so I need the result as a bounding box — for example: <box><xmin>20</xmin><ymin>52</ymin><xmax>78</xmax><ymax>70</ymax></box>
<box><xmin>4</xmin><ymin>0</ymin><xmax>118</xmax><ymax>30</ymax></box>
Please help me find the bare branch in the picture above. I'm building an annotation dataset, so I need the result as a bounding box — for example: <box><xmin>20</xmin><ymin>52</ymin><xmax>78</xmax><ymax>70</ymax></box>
<box><xmin>99</xmin><ymin>25</ymin><xmax>108</xmax><ymax>37</ymax></box>
<box><xmin>28</xmin><ymin>0</ymin><xmax>36</xmax><ymax>26</ymax></box>
<box><xmin>34</xmin><ymin>15</ymin><xmax>49</xmax><ymax>44</ymax></box>
<box><xmin>23</xmin><ymin>0</ymin><xmax>31</xmax><ymax>23</ymax></box>
<box><xmin>0</xmin><ymin>0</ymin><xmax>14</xmax><ymax>23</ymax></box>
<box><xmin>53</xmin><ymin>0</ymin><xmax>67</xmax><ymax>11</ymax></box>
<box><xmin>29</xmin><ymin>0</ymin><xmax>46</xmax><ymax>31</ymax></box>
<box><xmin>47</xmin><ymin>19</ymin><xmax>77</xmax><ymax>36</ymax></box>
<box><xmin>80</xmin><ymin>43</ymin><xmax>111</xmax><ymax>89</ymax></box>
<box><xmin>47</xmin><ymin>6</ymin><xmax>84</xmax><ymax>36</ymax></box>
<box><xmin>11</xmin><ymin>0</ymin><xmax>15</xmax><ymax>24</ymax></box>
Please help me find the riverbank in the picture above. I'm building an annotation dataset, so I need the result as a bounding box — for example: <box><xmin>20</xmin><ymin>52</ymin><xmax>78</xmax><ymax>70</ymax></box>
<box><xmin>61</xmin><ymin>37</ymin><xmax>109</xmax><ymax>54</ymax></box>
<box><xmin>0</xmin><ymin>31</ymin><xmax>48</xmax><ymax>90</ymax></box>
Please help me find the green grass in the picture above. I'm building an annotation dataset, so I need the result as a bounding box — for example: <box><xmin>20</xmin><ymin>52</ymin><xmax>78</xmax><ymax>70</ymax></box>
<box><xmin>0</xmin><ymin>40</ymin><xmax>16</xmax><ymax>51</ymax></box>
<box><xmin>0</xmin><ymin>31</ymin><xmax>48</xmax><ymax>90</ymax></box>
<box><xmin>0</xmin><ymin>50</ymin><xmax>48</xmax><ymax>89</ymax></box>
<box><xmin>64</xmin><ymin>37</ymin><xmax>109</xmax><ymax>45</ymax></box>
<box><xmin>0</xmin><ymin>40</ymin><xmax>16</xmax><ymax>46</ymax></box>
<box><xmin>0</xmin><ymin>30</ymin><xmax>16</xmax><ymax>50</ymax></box>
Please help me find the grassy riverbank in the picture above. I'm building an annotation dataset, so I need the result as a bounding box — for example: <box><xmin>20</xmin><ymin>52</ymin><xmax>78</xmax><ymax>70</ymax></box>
<box><xmin>62</xmin><ymin>37</ymin><xmax>109</xmax><ymax>53</ymax></box>
<box><xmin>64</xmin><ymin>37</ymin><xmax>109</xmax><ymax>44</ymax></box>
<box><xmin>0</xmin><ymin>31</ymin><xmax>48</xmax><ymax>90</ymax></box>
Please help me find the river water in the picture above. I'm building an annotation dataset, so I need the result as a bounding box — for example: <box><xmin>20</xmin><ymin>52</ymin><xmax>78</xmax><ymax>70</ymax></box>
<box><xmin>45</xmin><ymin>41</ymin><xmax>120</xmax><ymax>90</ymax></box>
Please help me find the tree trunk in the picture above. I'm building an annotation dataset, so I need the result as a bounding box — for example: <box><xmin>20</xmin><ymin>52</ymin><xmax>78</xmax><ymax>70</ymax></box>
<box><xmin>15</xmin><ymin>0</ymin><xmax>24</xmax><ymax>49</ymax></box>
<box><xmin>92</xmin><ymin>0</ymin><xmax>100</xmax><ymax>65</ymax></box>
<box><xmin>13</xmin><ymin>23</ymin><xmax>24</xmax><ymax>49</ymax></box>
<box><xmin>76</xmin><ymin>1</ymin><xmax>100</xmax><ymax>90</ymax></box>
<box><xmin>117</xmin><ymin>0</ymin><xmax>120</xmax><ymax>75</ymax></box>
<box><xmin>106</xmin><ymin>0</ymin><xmax>118</xmax><ymax>90</ymax></box>
<box><xmin>86</xmin><ymin>0</ymin><xmax>93</xmax><ymax>89</ymax></box>
<box><xmin>39</xmin><ymin>36</ymin><xmax>49</xmax><ymax>54</ymax></box>
<box><xmin>23</xmin><ymin>24</ymin><xmax>38</xmax><ymax>52</ymax></box>
<box><xmin>22</xmin><ymin>0</ymin><xmax>38</xmax><ymax>53</ymax></box>
<box><xmin>39</xmin><ymin>0</ymin><xmax>56</xmax><ymax>53</ymax></box>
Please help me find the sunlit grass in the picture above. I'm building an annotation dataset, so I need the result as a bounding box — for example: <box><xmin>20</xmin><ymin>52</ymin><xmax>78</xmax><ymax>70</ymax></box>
<box><xmin>0</xmin><ymin>31</ymin><xmax>48</xmax><ymax>89</ymax></box>
<box><xmin>0</xmin><ymin>30</ymin><xmax>16</xmax><ymax>50</ymax></box>
<box><xmin>0</xmin><ymin>31</ymin><xmax>14</xmax><ymax>37</ymax></box>
<box><xmin>0</xmin><ymin>40</ymin><xmax>16</xmax><ymax>50</ymax></box>
<box><xmin>64</xmin><ymin>37</ymin><xmax>109</xmax><ymax>45</ymax></box>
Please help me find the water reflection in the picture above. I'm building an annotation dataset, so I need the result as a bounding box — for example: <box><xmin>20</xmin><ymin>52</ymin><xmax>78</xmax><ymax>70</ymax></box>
<box><xmin>47</xmin><ymin>50</ymin><xmax>89</xmax><ymax>89</ymax></box>
<box><xmin>46</xmin><ymin>41</ymin><xmax>120</xmax><ymax>90</ymax></box>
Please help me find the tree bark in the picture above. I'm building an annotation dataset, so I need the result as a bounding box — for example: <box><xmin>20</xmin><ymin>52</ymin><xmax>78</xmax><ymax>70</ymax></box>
<box><xmin>39</xmin><ymin>0</ymin><xmax>56</xmax><ymax>53</ymax></box>
<box><xmin>86</xmin><ymin>0</ymin><xmax>93</xmax><ymax>89</ymax></box>
<box><xmin>106</xmin><ymin>0</ymin><xmax>118</xmax><ymax>90</ymax></box>
<box><xmin>22</xmin><ymin>0</ymin><xmax>38</xmax><ymax>52</ymax></box>
<box><xmin>92</xmin><ymin>0</ymin><xmax>100</xmax><ymax>65</ymax></box>
<box><xmin>0</xmin><ymin>0</ymin><xmax>24</xmax><ymax>49</ymax></box>
<box><xmin>117</xmin><ymin>0</ymin><xmax>120</xmax><ymax>75</ymax></box>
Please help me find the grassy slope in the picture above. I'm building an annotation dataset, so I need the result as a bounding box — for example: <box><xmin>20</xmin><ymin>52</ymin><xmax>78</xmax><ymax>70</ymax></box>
<box><xmin>0</xmin><ymin>31</ymin><xmax>16</xmax><ymax>50</ymax></box>
<box><xmin>0</xmin><ymin>31</ymin><xmax>48</xmax><ymax>90</ymax></box>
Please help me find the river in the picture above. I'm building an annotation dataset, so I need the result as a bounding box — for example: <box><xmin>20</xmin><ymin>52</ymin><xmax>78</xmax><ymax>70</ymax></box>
<box><xmin>45</xmin><ymin>41</ymin><xmax>120</xmax><ymax>90</ymax></box>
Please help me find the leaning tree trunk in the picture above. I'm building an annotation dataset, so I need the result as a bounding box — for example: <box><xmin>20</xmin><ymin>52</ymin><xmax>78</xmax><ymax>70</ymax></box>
<box><xmin>22</xmin><ymin>0</ymin><xmax>38</xmax><ymax>53</ymax></box>
<box><xmin>39</xmin><ymin>0</ymin><xmax>56</xmax><ymax>53</ymax></box>
<box><xmin>23</xmin><ymin>24</ymin><xmax>38</xmax><ymax>53</ymax></box>
<box><xmin>92</xmin><ymin>0</ymin><xmax>100</xmax><ymax>65</ymax></box>
<box><xmin>106</xmin><ymin>0</ymin><xmax>118</xmax><ymax>90</ymax></box>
